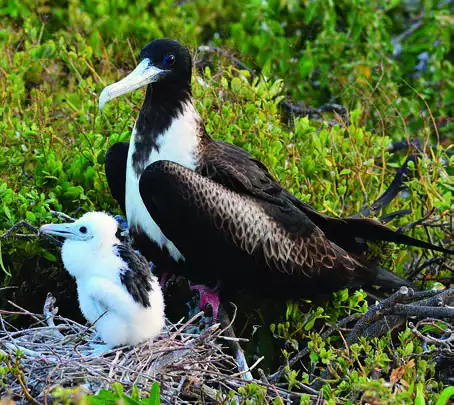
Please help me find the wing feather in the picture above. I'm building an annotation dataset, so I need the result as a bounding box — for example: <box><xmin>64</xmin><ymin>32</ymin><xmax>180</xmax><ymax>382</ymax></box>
<box><xmin>139</xmin><ymin>161</ymin><xmax>364</xmax><ymax>287</ymax></box>
<box><xmin>114</xmin><ymin>244</ymin><xmax>154</xmax><ymax>308</ymax></box>
<box><xmin>198</xmin><ymin>140</ymin><xmax>452</xmax><ymax>255</ymax></box>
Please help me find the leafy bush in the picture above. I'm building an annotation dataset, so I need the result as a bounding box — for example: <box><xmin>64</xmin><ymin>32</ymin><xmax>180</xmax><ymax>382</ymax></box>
<box><xmin>1</xmin><ymin>0</ymin><xmax>452</xmax><ymax>403</ymax></box>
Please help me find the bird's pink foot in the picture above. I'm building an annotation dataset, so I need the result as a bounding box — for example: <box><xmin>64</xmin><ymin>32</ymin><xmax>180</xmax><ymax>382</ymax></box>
<box><xmin>189</xmin><ymin>284</ymin><xmax>220</xmax><ymax>320</ymax></box>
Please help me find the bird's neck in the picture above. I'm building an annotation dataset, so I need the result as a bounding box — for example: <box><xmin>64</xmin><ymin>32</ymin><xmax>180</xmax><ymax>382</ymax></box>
<box><xmin>61</xmin><ymin>239</ymin><xmax>118</xmax><ymax>280</ymax></box>
<box><xmin>136</xmin><ymin>83</ymin><xmax>192</xmax><ymax>136</ymax></box>
<box><xmin>129</xmin><ymin>83</ymin><xmax>208</xmax><ymax>176</ymax></box>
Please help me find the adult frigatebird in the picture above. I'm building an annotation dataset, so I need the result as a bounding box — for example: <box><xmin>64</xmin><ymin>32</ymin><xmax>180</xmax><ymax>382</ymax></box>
<box><xmin>100</xmin><ymin>39</ymin><xmax>451</xmax><ymax>319</ymax></box>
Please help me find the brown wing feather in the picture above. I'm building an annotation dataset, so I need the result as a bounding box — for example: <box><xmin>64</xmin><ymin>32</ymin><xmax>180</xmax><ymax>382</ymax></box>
<box><xmin>140</xmin><ymin>160</ymin><xmax>363</xmax><ymax>284</ymax></box>
<box><xmin>198</xmin><ymin>139</ymin><xmax>452</xmax><ymax>255</ymax></box>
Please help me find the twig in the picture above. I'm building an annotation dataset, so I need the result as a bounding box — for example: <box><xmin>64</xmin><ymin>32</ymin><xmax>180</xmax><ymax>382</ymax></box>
<box><xmin>198</xmin><ymin>45</ymin><xmax>257</xmax><ymax>79</ymax></box>
<box><xmin>294</xmin><ymin>381</ymin><xmax>319</xmax><ymax>396</ymax></box>
<box><xmin>43</xmin><ymin>293</ymin><xmax>64</xmax><ymax>339</ymax></box>
<box><xmin>7</xmin><ymin>357</ymin><xmax>42</xmax><ymax>405</ymax></box>
<box><xmin>226</xmin><ymin>379</ymin><xmax>309</xmax><ymax>402</ymax></box>
<box><xmin>0</xmin><ymin>221</ymin><xmax>62</xmax><ymax>247</ymax></box>
<box><xmin>410</xmin><ymin>319</ymin><xmax>454</xmax><ymax>347</ymax></box>
<box><xmin>399</xmin><ymin>207</ymin><xmax>436</xmax><ymax>233</ymax></box>
<box><xmin>7</xmin><ymin>301</ymin><xmax>46</xmax><ymax>325</ymax></box>
<box><xmin>258</xmin><ymin>368</ymin><xmax>269</xmax><ymax>384</ymax></box>
<box><xmin>407</xmin><ymin>257</ymin><xmax>444</xmax><ymax>281</ymax></box>
<box><xmin>170</xmin><ymin>311</ymin><xmax>205</xmax><ymax>340</ymax></box>
<box><xmin>227</xmin><ymin>356</ymin><xmax>264</xmax><ymax>379</ymax></box>
<box><xmin>50</xmin><ymin>210</ymin><xmax>75</xmax><ymax>222</ymax></box>
<box><xmin>391</xmin><ymin>304</ymin><xmax>454</xmax><ymax>319</ymax></box>
<box><xmin>347</xmin><ymin>287</ymin><xmax>412</xmax><ymax>345</ymax></box>
<box><xmin>1</xmin><ymin>294</ymin><xmax>278</xmax><ymax>404</ymax></box>
<box><xmin>3</xmin><ymin>342</ymin><xmax>43</xmax><ymax>357</ymax></box>
<box><xmin>310</xmin><ymin>287</ymin><xmax>454</xmax><ymax>389</ymax></box>
<box><xmin>391</xmin><ymin>20</ymin><xmax>423</xmax><ymax>57</ymax></box>
<box><xmin>281</xmin><ymin>101</ymin><xmax>347</xmax><ymax>120</ymax></box>
<box><xmin>218</xmin><ymin>303</ymin><xmax>253</xmax><ymax>381</ymax></box>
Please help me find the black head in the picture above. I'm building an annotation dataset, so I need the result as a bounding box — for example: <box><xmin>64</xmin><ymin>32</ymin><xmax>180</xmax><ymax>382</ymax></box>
<box><xmin>99</xmin><ymin>39</ymin><xmax>193</xmax><ymax>112</ymax></box>
<box><xmin>139</xmin><ymin>39</ymin><xmax>192</xmax><ymax>89</ymax></box>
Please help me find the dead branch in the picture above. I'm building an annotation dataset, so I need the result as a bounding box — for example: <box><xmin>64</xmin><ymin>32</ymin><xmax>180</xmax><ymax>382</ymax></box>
<box><xmin>348</xmin><ymin>287</ymin><xmax>454</xmax><ymax>345</ymax></box>
<box><xmin>269</xmin><ymin>287</ymin><xmax>453</xmax><ymax>389</ymax></box>
<box><xmin>308</xmin><ymin>287</ymin><xmax>454</xmax><ymax>389</ymax></box>
<box><xmin>0</xmin><ymin>220</ymin><xmax>62</xmax><ymax>247</ymax></box>
<box><xmin>392</xmin><ymin>20</ymin><xmax>423</xmax><ymax>57</ymax></box>
<box><xmin>50</xmin><ymin>210</ymin><xmax>75</xmax><ymax>222</ymax></box>
<box><xmin>218</xmin><ymin>303</ymin><xmax>253</xmax><ymax>381</ymax></box>
<box><xmin>392</xmin><ymin>304</ymin><xmax>454</xmax><ymax>319</ymax></box>
<box><xmin>347</xmin><ymin>287</ymin><xmax>413</xmax><ymax>344</ymax></box>
<box><xmin>410</xmin><ymin>318</ymin><xmax>454</xmax><ymax>349</ymax></box>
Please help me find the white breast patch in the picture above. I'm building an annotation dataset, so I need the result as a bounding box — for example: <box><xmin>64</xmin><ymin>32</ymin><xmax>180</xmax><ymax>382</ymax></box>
<box><xmin>125</xmin><ymin>102</ymin><xmax>199</xmax><ymax>262</ymax></box>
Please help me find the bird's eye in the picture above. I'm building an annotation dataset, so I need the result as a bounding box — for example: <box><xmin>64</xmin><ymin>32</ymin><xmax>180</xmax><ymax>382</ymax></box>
<box><xmin>162</xmin><ymin>54</ymin><xmax>175</xmax><ymax>67</ymax></box>
<box><xmin>79</xmin><ymin>226</ymin><xmax>87</xmax><ymax>234</ymax></box>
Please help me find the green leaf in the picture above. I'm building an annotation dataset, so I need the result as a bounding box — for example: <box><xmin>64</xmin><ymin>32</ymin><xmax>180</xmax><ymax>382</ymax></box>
<box><xmin>112</xmin><ymin>382</ymin><xmax>124</xmax><ymax>397</ymax></box>
<box><xmin>25</xmin><ymin>211</ymin><xmax>36</xmax><ymax>222</ymax></box>
<box><xmin>404</xmin><ymin>341</ymin><xmax>414</xmax><ymax>355</ymax></box>
<box><xmin>436</xmin><ymin>386</ymin><xmax>454</xmax><ymax>405</ymax></box>
<box><xmin>42</xmin><ymin>250</ymin><xmax>57</xmax><ymax>262</ymax></box>
<box><xmin>309</xmin><ymin>351</ymin><xmax>319</xmax><ymax>364</ymax></box>
<box><xmin>88</xmin><ymin>389</ymin><xmax>118</xmax><ymax>405</ymax></box>
<box><xmin>3</xmin><ymin>205</ymin><xmax>12</xmax><ymax>220</ymax></box>
<box><xmin>298</xmin><ymin>57</ymin><xmax>314</xmax><ymax>78</ymax></box>
<box><xmin>131</xmin><ymin>385</ymin><xmax>140</xmax><ymax>401</ymax></box>
<box><xmin>147</xmin><ymin>382</ymin><xmax>161</xmax><ymax>405</ymax></box>
<box><xmin>0</xmin><ymin>242</ymin><xmax>12</xmax><ymax>276</ymax></box>
<box><xmin>121</xmin><ymin>397</ymin><xmax>141</xmax><ymax>405</ymax></box>
<box><xmin>304</xmin><ymin>317</ymin><xmax>316</xmax><ymax>331</ymax></box>
<box><xmin>415</xmin><ymin>382</ymin><xmax>426</xmax><ymax>405</ymax></box>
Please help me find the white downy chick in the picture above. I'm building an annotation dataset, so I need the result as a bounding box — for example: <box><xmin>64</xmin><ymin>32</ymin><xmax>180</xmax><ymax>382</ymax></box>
<box><xmin>40</xmin><ymin>212</ymin><xmax>165</xmax><ymax>355</ymax></box>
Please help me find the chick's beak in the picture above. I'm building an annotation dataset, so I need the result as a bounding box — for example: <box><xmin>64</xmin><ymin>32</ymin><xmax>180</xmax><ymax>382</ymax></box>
<box><xmin>39</xmin><ymin>223</ymin><xmax>75</xmax><ymax>239</ymax></box>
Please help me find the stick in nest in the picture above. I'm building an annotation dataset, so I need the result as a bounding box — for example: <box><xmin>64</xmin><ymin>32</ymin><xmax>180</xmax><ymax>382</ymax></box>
<box><xmin>0</xmin><ymin>295</ymin><xmax>304</xmax><ymax>404</ymax></box>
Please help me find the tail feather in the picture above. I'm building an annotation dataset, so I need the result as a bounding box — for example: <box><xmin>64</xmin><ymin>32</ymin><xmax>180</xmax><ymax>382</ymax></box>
<box><xmin>285</xmin><ymin>192</ymin><xmax>453</xmax><ymax>255</ymax></box>
<box><xmin>343</xmin><ymin>218</ymin><xmax>453</xmax><ymax>255</ymax></box>
<box><xmin>373</xmin><ymin>266</ymin><xmax>415</xmax><ymax>290</ymax></box>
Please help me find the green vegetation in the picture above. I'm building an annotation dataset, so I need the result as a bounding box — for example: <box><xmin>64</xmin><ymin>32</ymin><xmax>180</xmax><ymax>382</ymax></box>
<box><xmin>88</xmin><ymin>382</ymin><xmax>161</xmax><ymax>405</ymax></box>
<box><xmin>1</xmin><ymin>0</ymin><xmax>452</xmax><ymax>403</ymax></box>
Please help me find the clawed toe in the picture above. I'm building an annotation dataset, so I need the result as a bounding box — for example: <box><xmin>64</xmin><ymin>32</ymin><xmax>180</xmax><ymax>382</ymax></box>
<box><xmin>189</xmin><ymin>284</ymin><xmax>220</xmax><ymax>320</ymax></box>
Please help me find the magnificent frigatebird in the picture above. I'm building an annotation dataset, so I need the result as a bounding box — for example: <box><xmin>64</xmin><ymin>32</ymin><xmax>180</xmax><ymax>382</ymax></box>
<box><xmin>40</xmin><ymin>212</ymin><xmax>165</xmax><ymax>354</ymax></box>
<box><xmin>99</xmin><ymin>39</ymin><xmax>452</xmax><ymax>319</ymax></box>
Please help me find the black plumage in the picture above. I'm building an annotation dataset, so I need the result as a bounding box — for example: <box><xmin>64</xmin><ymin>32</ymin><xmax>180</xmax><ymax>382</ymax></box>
<box><xmin>103</xmin><ymin>39</ymin><xmax>452</xmax><ymax>302</ymax></box>
<box><xmin>115</xmin><ymin>243</ymin><xmax>154</xmax><ymax>307</ymax></box>
<box><xmin>105</xmin><ymin>142</ymin><xmax>128</xmax><ymax>214</ymax></box>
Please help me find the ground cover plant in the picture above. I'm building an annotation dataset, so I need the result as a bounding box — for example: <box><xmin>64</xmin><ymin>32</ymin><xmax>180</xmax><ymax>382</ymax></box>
<box><xmin>0</xmin><ymin>0</ymin><xmax>453</xmax><ymax>403</ymax></box>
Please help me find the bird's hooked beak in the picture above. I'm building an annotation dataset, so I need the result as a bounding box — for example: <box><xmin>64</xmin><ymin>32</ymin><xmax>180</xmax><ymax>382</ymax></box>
<box><xmin>40</xmin><ymin>223</ymin><xmax>79</xmax><ymax>240</ymax></box>
<box><xmin>99</xmin><ymin>58</ymin><xmax>165</xmax><ymax>112</ymax></box>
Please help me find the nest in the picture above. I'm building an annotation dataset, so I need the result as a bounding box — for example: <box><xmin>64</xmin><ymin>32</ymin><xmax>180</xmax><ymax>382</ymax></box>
<box><xmin>0</xmin><ymin>294</ymin><xmax>309</xmax><ymax>404</ymax></box>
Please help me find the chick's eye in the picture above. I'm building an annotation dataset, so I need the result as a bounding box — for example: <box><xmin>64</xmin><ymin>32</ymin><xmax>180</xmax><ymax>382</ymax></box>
<box><xmin>163</xmin><ymin>54</ymin><xmax>175</xmax><ymax>67</ymax></box>
<box><xmin>79</xmin><ymin>226</ymin><xmax>87</xmax><ymax>234</ymax></box>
